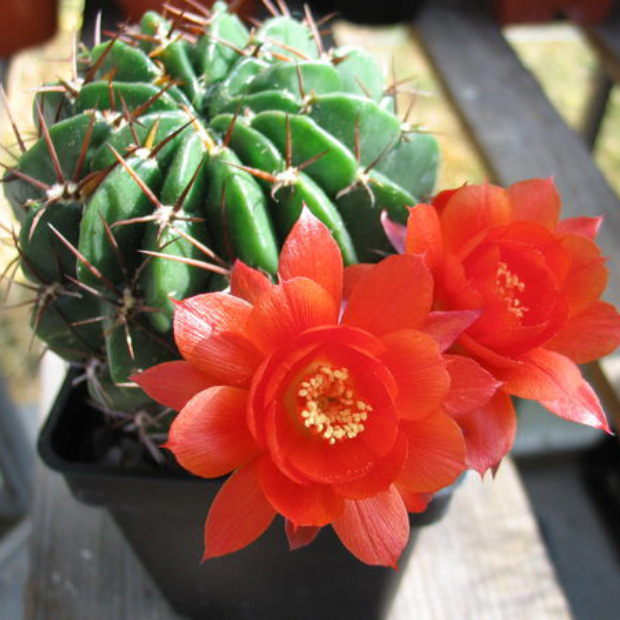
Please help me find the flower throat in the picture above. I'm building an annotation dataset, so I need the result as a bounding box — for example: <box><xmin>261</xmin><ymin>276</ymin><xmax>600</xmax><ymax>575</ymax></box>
<box><xmin>297</xmin><ymin>365</ymin><xmax>372</xmax><ymax>445</ymax></box>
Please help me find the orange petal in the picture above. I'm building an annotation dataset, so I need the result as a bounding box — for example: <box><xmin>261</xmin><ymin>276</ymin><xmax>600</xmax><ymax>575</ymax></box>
<box><xmin>287</xmin><ymin>430</ymin><xmax>379</xmax><ymax>485</ymax></box>
<box><xmin>334</xmin><ymin>431</ymin><xmax>408</xmax><ymax>500</ymax></box>
<box><xmin>247</xmin><ymin>278</ymin><xmax>339</xmax><ymax>354</ymax></box>
<box><xmin>546</xmin><ymin>301</ymin><xmax>620</xmax><ymax>363</ymax></box>
<box><xmin>332</xmin><ymin>486</ymin><xmax>410</xmax><ymax>568</ymax></box>
<box><xmin>443</xmin><ymin>354</ymin><xmax>501</xmax><ymax>416</ymax></box>
<box><xmin>498</xmin><ymin>347</ymin><xmax>582</xmax><ymax>399</ymax></box>
<box><xmin>278</xmin><ymin>208</ymin><xmax>343</xmax><ymax>307</ymax></box>
<box><xmin>395</xmin><ymin>485</ymin><xmax>431</xmax><ymax>513</ymax></box>
<box><xmin>450</xmin><ymin>391</ymin><xmax>516</xmax><ymax>474</ymax></box>
<box><xmin>560</xmin><ymin>234</ymin><xmax>607</xmax><ymax>314</ymax></box>
<box><xmin>131</xmin><ymin>361</ymin><xmax>217</xmax><ymax>411</ymax></box>
<box><xmin>380</xmin><ymin>330</ymin><xmax>451</xmax><ymax>420</ymax></box>
<box><xmin>440</xmin><ymin>183</ymin><xmax>512</xmax><ymax>253</ymax></box>
<box><xmin>173</xmin><ymin>293</ymin><xmax>261</xmax><ymax>385</ymax></box>
<box><xmin>343</xmin><ymin>263</ymin><xmax>373</xmax><ymax>299</ymax></box>
<box><xmin>167</xmin><ymin>386</ymin><xmax>259</xmax><ymax>478</ymax></box>
<box><xmin>259</xmin><ymin>458</ymin><xmax>343</xmax><ymax>526</ymax></box>
<box><xmin>203</xmin><ymin>460</ymin><xmax>276</xmax><ymax>560</ymax></box>
<box><xmin>498</xmin><ymin>348</ymin><xmax>611</xmax><ymax>431</ymax></box>
<box><xmin>541</xmin><ymin>379</ymin><xmax>611</xmax><ymax>433</ymax></box>
<box><xmin>343</xmin><ymin>254</ymin><xmax>433</xmax><ymax>336</ymax></box>
<box><xmin>284</xmin><ymin>521</ymin><xmax>321</xmax><ymax>550</ymax></box>
<box><xmin>459</xmin><ymin>333</ymin><xmax>522</xmax><ymax>369</ymax></box>
<box><xmin>508</xmin><ymin>177</ymin><xmax>560</xmax><ymax>230</ymax></box>
<box><xmin>556</xmin><ymin>216</ymin><xmax>602</xmax><ymax>240</ymax></box>
<box><xmin>230</xmin><ymin>260</ymin><xmax>273</xmax><ymax>304</ymax></box>
<box><xmin>397</xmin><ymin>412</ymin><xmax>466</xmax><ymax>493</ymax></box>
<box><xmin>423</xmin><ymin>310</ymin><xmax>481</xmax><ymax>353</ymax></box>
<box><xmin>405</xmin><ymin>203</ymin><xmax>444</xmax><ymax>273</ymax></box>
<box><xmin>432</xmin><ymin>187</ymin><xmax>460</xmax><ymax>212</ymax></box>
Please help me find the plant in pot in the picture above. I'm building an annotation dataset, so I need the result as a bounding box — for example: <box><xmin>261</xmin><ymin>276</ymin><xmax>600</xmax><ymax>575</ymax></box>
<box><xmin>3</xmin><ymin>1</ymin><xmax>620</xmax><ymax>619</ymax></box>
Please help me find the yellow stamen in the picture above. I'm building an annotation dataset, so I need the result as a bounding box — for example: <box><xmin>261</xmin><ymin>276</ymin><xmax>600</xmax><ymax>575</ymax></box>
<box><xmin>296</xmin><ymin>365</ymin><xmax>372</xmax><ymax>446</ymax></box>
<box><xmin>496</xmin><ymin>261</ymin><xmax>528</xmax><ymax>318</ymax></box>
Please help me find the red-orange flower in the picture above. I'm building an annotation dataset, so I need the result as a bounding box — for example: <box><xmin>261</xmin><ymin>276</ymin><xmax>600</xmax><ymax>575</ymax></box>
<box><xmin>404</xmin><ymin>179</ymin><xmax>620</xmax><ymax>471</ymax></box>
<box><xmin>134</xmin><ymin>210</ymin><xmax>499</xmax><ymax>567</ymax></box>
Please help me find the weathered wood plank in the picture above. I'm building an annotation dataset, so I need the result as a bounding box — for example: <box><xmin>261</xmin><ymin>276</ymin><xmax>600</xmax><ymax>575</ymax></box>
<box><xmin>391</xmin><ymin>460</ymin><xmax>573</xmax><ymax>620</ymax></box>
<box><xmin>25</xmin><ymin>455</ymin><xmax>571</xmax><ymax>619</ymax></box>
<box><xmin>415</xmin><ymin>0</ymin><xmax>620</xmax><ymax>310</ymax></box>
<box><xmin>583</xmin><ymin>10</ymin><xmax>620</xmax><ymax>85</ymax></box>
<box><xmin>0</xmin><ymin>370</ymin><xmax>33</xmax><ymax>521</ymax></box>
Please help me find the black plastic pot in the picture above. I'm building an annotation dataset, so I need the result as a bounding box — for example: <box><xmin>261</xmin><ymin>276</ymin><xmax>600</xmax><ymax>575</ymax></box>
<box><xmin>39</xmin><ymin>372</ymin><xmax>456</xmax><ymax>620</ymax></box>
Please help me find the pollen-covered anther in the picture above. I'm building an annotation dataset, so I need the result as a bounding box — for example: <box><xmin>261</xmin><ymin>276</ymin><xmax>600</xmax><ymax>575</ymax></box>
<box><xmin>297</xmin><ymin>365</ymin><xmax>372</xmax><ymax>445</ymax></box>
<box><xmin>496</xmin><ymin>261</ymin><xmax>528</xmax><ymax>318</ymax></box>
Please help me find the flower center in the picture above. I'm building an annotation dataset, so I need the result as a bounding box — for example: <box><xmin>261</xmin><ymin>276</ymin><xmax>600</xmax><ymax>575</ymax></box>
<box><xmin>296</xmin><ymin>365</ymin><xmax>372</xmax><ymax>445</ymax></box>
<box><xmin>496</xmin><ymin>261</ymin><xmax>528</xmax><ymax>318</ymax></box>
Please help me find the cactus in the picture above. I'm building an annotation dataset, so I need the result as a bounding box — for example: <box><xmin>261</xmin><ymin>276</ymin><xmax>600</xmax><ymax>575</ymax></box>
<box><xmin>2</xmin><ymin>0</ymin><xmax>439</xmax><ymax>424</ymax></box>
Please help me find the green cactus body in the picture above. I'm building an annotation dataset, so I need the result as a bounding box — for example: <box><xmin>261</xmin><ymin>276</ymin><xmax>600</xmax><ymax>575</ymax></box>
<box><xmin>141</xmin><ymin>132</ymin><xmax>212</xmax><ymax>333</ymax></box>
<box><xmin>3</xmin><ymin>1</ymin><xmax>439</xmax><ymax>414</ymax></box>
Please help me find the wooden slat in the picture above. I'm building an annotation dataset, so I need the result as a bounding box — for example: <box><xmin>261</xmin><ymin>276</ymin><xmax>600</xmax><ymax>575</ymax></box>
<box><xmin>415</xmin><ymin>0</ymin><xmax>620</xmax><ymax>311</ymax></box>
<box><xmin>583</xmin><ymin>11</ymin><xmax>620</xmax><ymax>85</ymax></box>
<box><xmin>580</xmin><ymin>12</ymin><xmax>620</xmax><ymax>148</ymax></box>
<box><xmin>24</xmin><ymin>457</ymin><xmax>572</xmax><ymax>620</ymax></box>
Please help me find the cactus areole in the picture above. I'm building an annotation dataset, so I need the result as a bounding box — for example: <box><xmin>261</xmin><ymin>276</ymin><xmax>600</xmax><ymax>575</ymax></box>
<box><xmin>3</xmin><ymin>1</ymin><xmax>439</xmax><ymax>418</ymax></box>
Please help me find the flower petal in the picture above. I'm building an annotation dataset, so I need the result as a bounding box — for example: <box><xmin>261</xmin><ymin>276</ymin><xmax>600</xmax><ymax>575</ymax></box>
<box><xmin>449</xmin><ymin>391</ymin><xmax>517</xmax><ymax>474</ymax></box>
<box><xmin>546</xmin><ymin>301</ymin><xmax>620</xmax><ymax>363</ymax></box>
<box><xmin>278</xmin><ymin>208</ymin><xmax>343</xmax><ymax>307</ymax></box>
<box><xmin>560</xmin><ymin>234</ymin><xmax>607</xmax><ymax>315</ymax></box>
<box><xmin>259</xmin><ymin>458</ymin><xmax>343</xmax><ymax>526</ymax></box>
<box><xmin>343</xmin><ymin>263</ymin><xmax>373</xmax><ymax>299</ymax></box>
<box><xmin>439</xmin><ymin>183</ymin><xmax>512</xmax><ymax>253</ymax></box>
<box><xmin>459</xmin><ymin>333</ymin><xmax>522</xmax><ymax>369</ymax></box>
<box><xmin>498</xmin><ymin>348</ymin><xmax>611</xmax><ymax>431</ymax></box>
<box><xmin>395</xmin><ymin>485</ymin><xmax>431</xmax><ymax>513</ymax></box>
<box><xmin>405</xmin><ymin>203</ymin><xmax>443</xmax><ymax>273</ymax></box>
<box><xmin>247</xmin><ymin>278</ymin><xmax>339</xmax><ymax>354</ymax></box>
<box><xmin>381</xmin><ymin>210</ymin><xmax>407</xmax><ymax>253</ymax></box>
<box><xmin>508</xmin><ymin>177</ymin><xmax>560</xmax><ymax>230</ymax></box>
<box><xmin>556</xmin><ymin>216</ymin><xmax>602</xmax><ymax>240</ymax></box>
<box><xmin>285</xmin><ymin>521</ymin><xmax>321</xmax><ymax>550</ymax></box>
<box><xmin>203</xmin><ymin>460</ymin><xmax>276</xmax><ymax>560</ymax></box>
<box><xmin>334</xmin><ymin>431</ymin><xmax>408</xmax><ymax>500</ymax></box>
<box><xmin>131</xmin><ymin>361</ymin><xmax>217</xmax><ymax>411</ymax></box>
<box><xmin>443</xmin><ymin>354</ymin><xmax>501</xmax><ymax>416</ymax></box>
<box><xmin>230</xmin><ymin>260</ymin><xmax>273</xmax><ymax>304</ymax></box>
<box><xmin>423</xmin><ymin>310</ymin><xmax>481</xmax><ymax>353</ymax></box>
<box><xmin>167</xmin><ymin>386</ymin><xmax>259</xmax><ymax>478</ymax></box>
<box><xmin>173</xmin><ymin>293</ymin><xmax>261</xmax><ymax>385</ymax></box>
<box><xmin>343</xmin><ymin>254</ymin><xmax>433</xmax><ymax>336</ymax></box>
<box><xmin>541</xmin><ymin>380</ymin><xmax>611</xmax><ymax>434</ymax></box>
<box><xmin>332</xmin><ymin>486</ymin><xmax>410</xmax><ymax>568</ymax></box>
<box><xmin>432</xmin><ymin>187</ymin><xmax>460</xmax><ymax>212</ymax></box>
<box><xmin>288</xmin><ymin>434</ymin><xmax>376</xmax><ymax>484</ymax></box>
<box><xmin>397</xmin><ymin>412</ymin><xmax>466</xmax><ymax>493</ymax></box>
<box><xmin>380</xmin><ymin>330</ymin><xmax>451</xmax><ymax>420</ymax></box>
